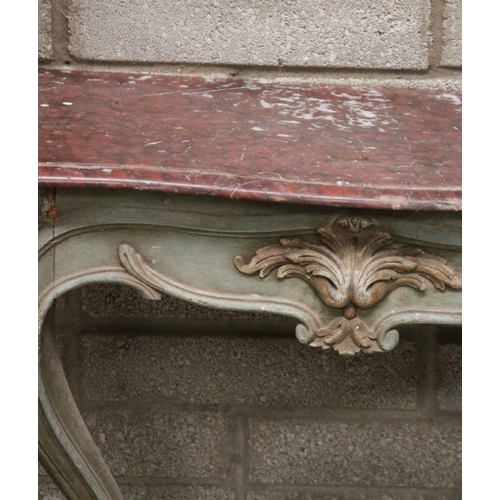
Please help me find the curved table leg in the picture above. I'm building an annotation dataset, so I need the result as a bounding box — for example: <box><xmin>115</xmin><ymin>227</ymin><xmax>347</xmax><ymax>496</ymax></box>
<box><xmin>38</xmin><ymin>261</ymin><xmax>163</xmax><ymax>499</ymax></box>
<box><xmin>39</xmin><ymin>306</ymin><xmax>125</xmax><ymax>500</ymax></box>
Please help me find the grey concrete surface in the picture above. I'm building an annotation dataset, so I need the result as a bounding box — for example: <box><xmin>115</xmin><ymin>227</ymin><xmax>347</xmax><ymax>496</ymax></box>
<box><xmin>247</xmin><ymin>491</ymin><xmax>460</xmax><ymax>500</ymax></box>
<box><xmin>38</xmin><ymin>0</ymin><xmax>52</xmax><ymax>59</ymax></box>
<box><xmin>83</xmin><ymin>410</ymin><xmax>231</xmax><ymax>479</ymax></box>
<box><xmin>441</xmin><ymin>0</ymin><xmax>462</xmax><ymax>67</ymax></box>
<box><xmin>38</xmin><ymin>480</ymin><xmax>236</xmax><ymax>499</ymax></box>
<box><xmin>38</xmin><ymin>481</ymin><xmax>66</xmax><ymax>500</ymax></box>
<box><xmin>148</xmin><ymin>487</ymin><xmax>235</xmax><ymax>499</ymax></box>
<box><xmin>40</xmin><ymin>297</ymin><xmax>461</xmax><ymax>498</ymax></box>
<box><xmin>116</xmin><ymin>486</ymin><xmax>148</xmax><ymax>499</ymax></box>
<box><xmin>82</xmin><ymin>284</ymin><xmax>287</xmax><ymax>320</ymax></box>
<box><xmin>38</xmin><ymin>481</ymin><xmax>148</xmax><ymax>499</ymax></box>
<box><xmin>437</xmin><ymin>343</ymin><xmax>462</xmax><ymax>411</ymax></box>
<box><xmin>68</xmin><ymin>0</ymin><xmax>430</xmax><ymax>69</ymax></box>
<box><xmin>248</xmin><ymin>420</ymin><xmax>461</xmax><ymax>487</ymax></box>
<box><xmin>81</xmin><ymin>334</ymin><xmax>418</xmax><ymax>409</ymax></box>
<box><xmin>259</xmin><ymin>76</ymin><xmax>462</xmax><ymax>91</ymax></box>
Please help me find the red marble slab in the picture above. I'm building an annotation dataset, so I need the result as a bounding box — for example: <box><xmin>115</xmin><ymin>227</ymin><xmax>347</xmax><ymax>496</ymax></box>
<box><xmin>39</xmin><ymin>69</ymin><xmax>461</xmax><ymax>211</ymax></box>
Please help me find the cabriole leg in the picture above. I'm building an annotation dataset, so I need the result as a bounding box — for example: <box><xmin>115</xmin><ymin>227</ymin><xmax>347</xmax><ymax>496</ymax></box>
<box><xmin>39</xmin><ymin>305</ymin><xmax>124</xmax><ymax>499</ymax></box>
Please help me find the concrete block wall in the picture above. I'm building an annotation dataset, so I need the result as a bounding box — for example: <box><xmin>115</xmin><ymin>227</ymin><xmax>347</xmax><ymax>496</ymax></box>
<box><xmin>441</xmin><ymin>0</ymin><xmax>462</xmax><ymax>67</ymax></box>
<box><xmin>38</xmin><ymin>0</ymin><xmax>52</xmax><ymax>59</ymax></box>
<box><xmin>39</xmin><ymin>0</ymin><xmax>461</xmax><ymax>77</ymax></box>
<box><xmin>39</xmin><ymin>287</ymin><xmax>461</xmax><ymax>499</ymax></box>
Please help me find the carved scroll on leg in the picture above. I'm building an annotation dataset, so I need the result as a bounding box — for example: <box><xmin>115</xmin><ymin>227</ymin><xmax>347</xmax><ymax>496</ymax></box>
<box><xmin>235</xmin><ymin>216</ymin><xmax>462</xmax><ymax>355</ymax></box>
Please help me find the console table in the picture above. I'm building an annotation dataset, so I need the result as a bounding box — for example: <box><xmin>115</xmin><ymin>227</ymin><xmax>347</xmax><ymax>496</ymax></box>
<box><xmin>38</xmin><ymin>69</ymin><xmax>462</xmax><ymax>499</ymax></box>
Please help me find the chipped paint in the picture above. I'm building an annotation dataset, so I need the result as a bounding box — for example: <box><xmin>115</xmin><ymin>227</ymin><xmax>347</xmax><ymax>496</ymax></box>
<box><xmin>40</xmin><ymin>188</ymin><xmax>56</xmax><ymax>220</ymax></box>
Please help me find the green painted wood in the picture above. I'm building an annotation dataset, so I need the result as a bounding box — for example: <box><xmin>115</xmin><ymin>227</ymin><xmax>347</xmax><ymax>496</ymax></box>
<box><xmin>38</xmin><ymin>188</ymin><xmax>461</xmax><ymax>498</ymax></box>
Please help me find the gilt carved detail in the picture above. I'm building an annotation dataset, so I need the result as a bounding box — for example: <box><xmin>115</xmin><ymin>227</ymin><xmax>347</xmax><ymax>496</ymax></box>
<box><xmin>234</xmin><ymin>216</ymin><xmax>462</xmax><ymax>355</ymax></box>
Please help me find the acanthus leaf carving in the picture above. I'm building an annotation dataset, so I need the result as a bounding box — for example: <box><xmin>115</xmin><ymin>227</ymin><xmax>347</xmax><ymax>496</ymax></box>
<box><xmin>234</xmin><ymin>216</ymin><xmax>462</xmax><ymax>355</ymax></box>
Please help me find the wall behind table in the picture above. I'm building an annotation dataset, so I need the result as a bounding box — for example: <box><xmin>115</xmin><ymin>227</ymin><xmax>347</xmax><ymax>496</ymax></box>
<box><xmin>38</xmin><ymin>286</ymin><xmax>461</xmax><ymax>500</ymax></box>
<box><xmin>39</xmin><ymin>0</ymin><xmax>461</xmax><ymax>86</ymax></box>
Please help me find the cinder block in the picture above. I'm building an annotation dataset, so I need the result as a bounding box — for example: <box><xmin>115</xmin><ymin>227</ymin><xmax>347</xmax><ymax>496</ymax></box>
<box><xmin>69</xmin><ymin>0</ymin><xmax>430</xmax><ymax>69</ymax></box>
<box><xmin>119</xmin><ymin>486</ymin><xmax>148</xmax><ymax>499</ymax></box>
<box><xmin>82</xmin><ymin>334</ymin><xmax>418</xmax><ymax>409</ymax></box>
<box><xmin>82</xmin><ymin>284</ymin><xmax>284</xmax><ymax>320</ymax></box>
<box><xmin>83</xmin><ymin>409</ymin><xmax>230</xmax><ymax>479</ymax></box>
<box><xmin>149</xmin><ymin>486</ymin><xmax>235</xmax><ymax>499</ymax></box>
<box><xmin>38</xmin><ymin>481</ymin><xmax>65</xmax><ymax>500</ymax></box>
<box><xmin>38</xmin><ymin>0</ymin><xmax>52</xmax><ymax>59</ymax></box>
<box><xmin>441</xmin><ymin>0</ymin><xmax>462</xmax><ymax>66</ymax></box>
<box><xmin>116</xmin><ymin>486</ymin><xmax>148</xmax><ymax>499</ymax></box>
<box><xmin>437</xmin><ymin>343</ymin><xmax>462</xmax><ymax>411</ymax></box>
<box><xmin>247</xmin><ymin>491</ymin><xmax>459</xmax><ymax>500</ymax></box>
<box><xmin>248</xmin><ymin>419</ymin><xmax>461</xmax><ymax>487</ymax></box>
<box><xmin>39</xmin><ymin>479</ymin><xmax>148</xmax><ymax>499</ymax></box>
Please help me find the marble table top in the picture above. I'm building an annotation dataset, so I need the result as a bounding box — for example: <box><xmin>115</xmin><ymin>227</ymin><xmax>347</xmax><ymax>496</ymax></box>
<box><xmin>39</xmin><ymin>69</ymin><xmax>461</xmax><ymax>211</ymax></box>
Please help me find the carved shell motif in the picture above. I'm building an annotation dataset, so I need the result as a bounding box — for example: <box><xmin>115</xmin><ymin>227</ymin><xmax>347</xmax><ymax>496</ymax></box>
<box><xmin>234</xmin><ymin>216</ymin><xmax>461</xmax><ymax>355</ymax></box>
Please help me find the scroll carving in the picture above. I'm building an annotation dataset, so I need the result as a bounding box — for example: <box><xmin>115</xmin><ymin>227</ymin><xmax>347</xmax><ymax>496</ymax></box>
<box><xmin>234</xmin><ymin>216</ymin><xmax>462</xmax><ymax>355</ymax></box>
